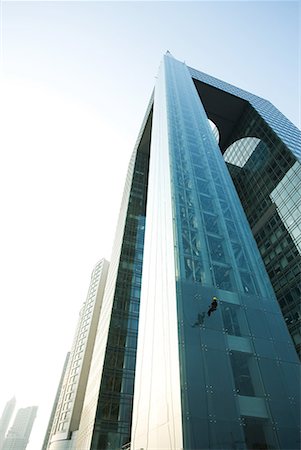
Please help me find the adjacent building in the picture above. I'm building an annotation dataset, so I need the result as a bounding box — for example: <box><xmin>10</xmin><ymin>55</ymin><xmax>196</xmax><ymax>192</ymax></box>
<box><xmin>2</xmin><ymin>406</ymin><xmax>37</xmax><ymax>450</ymax></box>
<box><xmin>49</xmin><ymin>53</ymin><xmax>300</xmax><ymax>450</ymax></box>
<box><xmin>42</xmin><ymin>353</ymin><xmax>70</xmax><ymax>450</ymax></box>
<box><xmin>44</xmin><ymin>258</ymin><xmax>109</xmax><ymax>449</ymax></box>
<box><xmin>0</xmin><ymin>397</ymin><xmax>16</xmax><ymax>450</ymax></box>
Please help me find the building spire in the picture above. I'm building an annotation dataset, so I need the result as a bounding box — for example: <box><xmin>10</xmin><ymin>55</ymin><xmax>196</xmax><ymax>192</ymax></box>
<box><xmin>165</xmin><ymin>50</ymin><xmax>174</xmax><ymax>58</ymax></box>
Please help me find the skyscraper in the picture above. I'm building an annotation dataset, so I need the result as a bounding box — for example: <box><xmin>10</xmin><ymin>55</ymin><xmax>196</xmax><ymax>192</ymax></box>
<box><xmin>51</xmin><ymin>53</ymin><xmax>300</xmax><ymax>450</ymax></box>
<box><xmin>131</xmin><ymin>53</ymin><xmax>300</xmax><ymax>450</ymax></box>
<box><xmin>2</xmin><ymin>406</ymin><xmax>37</xmax><ymax>450</ymax></box>
<box><xmin>0</xmin><ymin>397</ymin><xmax>16</xmax><ymax>450</ymax></box>
<box><xmin>42</xmin><ymin>353</ymin><xmax>70</xmax><ymax>450</ymax></box>
<box><xmin>44</xmin><ymin>259</ymin><xmax>109</xmax><ymax>449</ymax></box>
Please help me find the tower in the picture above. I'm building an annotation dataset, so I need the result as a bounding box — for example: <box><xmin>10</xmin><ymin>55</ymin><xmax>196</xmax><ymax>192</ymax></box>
<box><xmin>2</xmin><ymin>406</ymin><xmax>37</xmax><ymax>450</ymax></box>
<box><xmin>75</xmin><ymin>54</ymin><xmax>299</xmax><ymax>449</ymax></box>
<box><xmin>0</xmin><ymin>397</ymin><xmax>16</xmax><ymax>450</ymax></box>
<box><xmin>41</xmin><ymin>353</ymin><xmax>70</xmax><ymax>450</ymax></box>
<box><xmin>44</xmin><ymin>259</ymin><xmax>109</xmax><ymax>449</ymax></box>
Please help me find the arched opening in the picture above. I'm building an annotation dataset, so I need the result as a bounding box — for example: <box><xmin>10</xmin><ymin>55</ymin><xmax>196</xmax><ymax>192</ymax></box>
<box><xmin>208</xmin><ymin>119</ymin><xmax>220</xmax><ymax>145</ymax></box>
<box><xmin>223</xmin><ymin>137</ymin><xmax>266</xmax><ymax>168</ymax></box>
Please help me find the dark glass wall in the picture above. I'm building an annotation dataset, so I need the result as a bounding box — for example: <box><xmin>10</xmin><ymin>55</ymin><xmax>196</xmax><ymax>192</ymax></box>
<box><xmin>223</xmin><ymin>110</ymin><xmax>301</xmax><ymax>356</ymax></box>
<box><xmin>90</xmin><ymin>112</ymin><xmax>152</xmax><ymax>450</ymax></box>
<box><xmin>191</xmin><ymin>74</ymin><xmax>301</xmax><ymax>357</ymax></box>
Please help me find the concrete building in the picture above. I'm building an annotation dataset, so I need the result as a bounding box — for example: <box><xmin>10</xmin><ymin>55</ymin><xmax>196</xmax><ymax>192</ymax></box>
<box><xmin>44</xmin><ymin>259</ymin><xmax>109</xmax><ymax>449</ymax></box>
<box><xmin>42</xmin><ymin>353</ymin><xmax>70</xmax><ymax>450</ymax></box>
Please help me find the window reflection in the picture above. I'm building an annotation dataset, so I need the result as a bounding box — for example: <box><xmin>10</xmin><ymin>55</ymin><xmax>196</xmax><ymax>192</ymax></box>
<box><xmin>224</xmin><ymin>137</ymin><xmax>262</xmax><ymax>168</ymax></box>
<box><xmin>213</xmin><ymin>265</ymin><xmax>234</xmax><ymax>291</ymax></box>
<box><xmin>208</xmin><ymin>236</ymin><xmax>226</xmax><ymax>262</ymax></box>
<box><xmin>232</xmin><ymin>242</ymin><xmax>248</xmax><ymax>269</ymax></box>
<box><xmin>240</xmin><ymin>271</ymin><xmax>257</xmax><ymax>295</ymax></box>
<box><xmin>242</xmin><ymin>416</ymin><xmax>278</xmax><ymax>450</ymax></box>
<box><xmin>204</xmin><ymin>213</ymin><xmax>219</xmax><ymax>235</ymax></box>
<box><xmin>199</xmin><ymin>194</ymin><xmax>215</xmax><ymax>212</ymax></box>
<box><xmin>208</xmin><ymin>119</ymin><xmax>220</xmax><ymax>144</ymax></box>
<box><xmin>222</xmin><ymin>305</ymin><xmax>241</xmax><ymax>336</ymax></box>
<box><xmin>231</xmin><ymin>352</ymin><xmax>255</xmax><ymax>396</ymax></box>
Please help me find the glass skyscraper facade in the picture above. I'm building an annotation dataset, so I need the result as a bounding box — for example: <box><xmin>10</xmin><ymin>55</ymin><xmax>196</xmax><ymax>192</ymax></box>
<box><xmin>50</xmin><ymin>53</ymin><xmax>300</xmax><ymax>450</ymax></box>
<box><xmin>188</xmin><ymin>65</ymin><xmax>301</xmax><ymax>356</ymax></box>
<box><xmin>77</xmin><ymin>102</ymin><xmax>152</xmax><ymax>450</ymax></box>
<box><xmin>131</xmin><ymin>53</ymin><xmax>300</xmax><ymax>450</ymax></box>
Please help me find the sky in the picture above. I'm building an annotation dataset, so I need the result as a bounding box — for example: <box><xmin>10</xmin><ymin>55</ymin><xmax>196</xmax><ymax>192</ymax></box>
<box><xmin>0</xmin><ymin>1</ymin><xmax>299</xmax><ymax>448</ymax></box>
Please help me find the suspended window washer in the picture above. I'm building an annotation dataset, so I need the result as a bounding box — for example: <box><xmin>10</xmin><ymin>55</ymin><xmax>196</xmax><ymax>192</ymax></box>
<box><xmin>207</xmin><ymin>296</ymin><xmax>218</xmax><ymax>316</ymax></box>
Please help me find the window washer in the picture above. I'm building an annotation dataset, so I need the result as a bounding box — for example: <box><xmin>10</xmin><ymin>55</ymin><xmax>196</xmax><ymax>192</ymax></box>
<box><xmin>207</xmin><ymin>296</ymin><xmax>218</xmax><ymax>316</ymax></box>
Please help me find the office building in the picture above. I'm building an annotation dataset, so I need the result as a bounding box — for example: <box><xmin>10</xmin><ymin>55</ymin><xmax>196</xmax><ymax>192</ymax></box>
<box><xmin>0</xmin><ymin>397</ymin><xmax>16</xmax><ymax>450</ymax></box>
<box><xmin>2</xmin><ymin>406</ymin><xmax>37</xmax><ymax>450</ymax></box>
<box><xmin>53</xmin><ymin>53</ymin><xmax>300</xmax><ymax>449</ymax></box>
<box><xmin>44</xmin><ymin>259</ymin><xmax>109</xmax><ymax>449</ymax></box>
<box><xmin>42</xmin><ymin>353</ymin><xmax>70</xmax><ymax>450</ymax></box>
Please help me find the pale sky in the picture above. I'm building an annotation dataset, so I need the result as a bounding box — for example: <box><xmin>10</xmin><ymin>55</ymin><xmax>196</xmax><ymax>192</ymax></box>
<box><xmin>0</xmin><ymin>1</ymin><xmax>299</xmax><ymax>448</ymax></box>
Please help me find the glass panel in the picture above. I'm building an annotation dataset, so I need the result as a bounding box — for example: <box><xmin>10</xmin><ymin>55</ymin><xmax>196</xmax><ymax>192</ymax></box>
<box><xmin>199</xmin><ymin>194</ymin><xmax>215</xmax><ymax>212</ymax></box>
<box><xmin>230</xmin><ymin>352</ymin><xmax>263</xmax><ymax>396</ymax></box>
<box><xmin>184</xmin><ymin>418</ymin><xmax>209</xmax><ymax>450</ymax></box>
<box><xmin>220</xmin><ymin>200</ymin><xmax>233</xmax><ymax>219</ymax></box>
<box><xmin>203</xmin><ymin>349</ymin><xmax>235</xmax><ymax>394</ymax></box>
<box><xmin>200</xmin><ymin>328</ymin><xmax>226</xmax><ymax>351</ymax></box>
<box><xmin>244</xmin><ymin>308</ymin><xmax>271</xmax><ymax>339</ymax></box>
<box><xmin>240</xmin><ymin>272</ymin><xmax>257</xmax><ymax>295</ymax></box>
<box><xmin>280</xmin><ymin>362</ymin><xmax>301</xmax><ymax>405</ymax></box>
<box><xmin>213</xmin><ymin>265</ymin><xmax>234</xmax><ymax>291</ymax></box>
<box><xmin>265</xmin><ymin>312</ymin><xmax>293</xmax><ymax>344</ymax></box>
<box><xmin>252</xmin><ymin>337</ymin><xmax>277</xmax><ymax>360</ymax></box>
<box><xmin>227</xmin><ymin>335</ymin><xmax>252</xmax><ymax>353</ymax></box>
<box><xmin>221</xmin><ymin>304</ymin><xmax>249</xmax><ymax>336</ymax></box>
<box><xmin>209</xmin><ymin>420</ymin><xmax>246</xmax><ymax>450</ymax></box>
<box><xmin>203</xmin><ymin>213</ymin><xmax>219</xmax><ymax>235</ymax></box>
<box><xmin>238</xmin><ymin>396</ymin><xmax>268</xmax><ymax>418</ymax></box>
<box><xmin>208</xmin><ymin>236</ymin><xmax>226</xmax><ymax>263</ymax></box>
<box><xmin>226</xmin><ymin>219</ymin><xmax>238</xmax><ymax>241</ymax></box>
<box><xmin>242</xmin><ymin>417</ymin><xmax>279</xmax><ymax>450</ymax></box>
<box><xmin>275</xmin><ymin>341</ymin><xmax>298</xmax><ymax>363</ymax></box>
<box><xmin>232</xmin><ymin>242</ymin><xmax>248</xmax><ymax>269</ymax></box>
<box><xmin>196</xmin><ymin>177</ymin><xmax>210</xmax><ymax>195</ymax></box>
<box><xmin>277</xmin><ymin>427</ymin><xmax>300</xmax><ymax>450</ymax></box>
<box><xmin>257</xmin><ymin>358</ymin><xmax>298</xmax><ymax>429</ymax></box>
